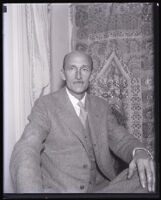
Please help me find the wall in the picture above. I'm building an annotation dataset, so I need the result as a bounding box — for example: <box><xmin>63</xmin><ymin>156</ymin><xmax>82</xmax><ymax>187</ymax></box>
<box><xmin>50</xmin><ymin>3</ymin><xmax>72</xmax><ymax>92</ymax></box>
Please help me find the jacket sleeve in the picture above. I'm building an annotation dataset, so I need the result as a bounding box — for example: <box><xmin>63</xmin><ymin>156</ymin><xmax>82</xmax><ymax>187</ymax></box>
<box><xmin>9</xmin><ymin>97</ymin><xmax>50</xmax><ymax>193</ymax></box>
<box><xmin>106</xmin><ymin>106</ymin><xmax>145</xmax><ymax>164</ymax></box>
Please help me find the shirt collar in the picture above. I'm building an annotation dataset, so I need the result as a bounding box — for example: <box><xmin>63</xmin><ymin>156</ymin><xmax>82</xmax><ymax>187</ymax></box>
<box><xmin>66</xmin><ymin>87</ymin><xmax>86</xmax><ymax>107</ymax></box>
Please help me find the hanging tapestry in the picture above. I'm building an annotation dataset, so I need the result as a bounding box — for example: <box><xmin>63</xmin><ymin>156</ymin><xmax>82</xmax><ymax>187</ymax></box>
<box><xmin>70</xmin><ymin>3</ymin><xmax>154</xmax><ymax>154</ymax></box>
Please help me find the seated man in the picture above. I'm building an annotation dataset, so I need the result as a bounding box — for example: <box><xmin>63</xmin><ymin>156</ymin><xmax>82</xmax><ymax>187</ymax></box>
<box><xmin>10</xmin><ymin>51</ymin><xmax>155</xmax><ymax>193</ymax></box>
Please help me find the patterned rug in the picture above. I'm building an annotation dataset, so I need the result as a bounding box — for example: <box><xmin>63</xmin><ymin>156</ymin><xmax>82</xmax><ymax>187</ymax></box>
<box><xmin>70</xmin><ymin>3</ymin><xmax>154</xmax><ymax>154</ymax></box>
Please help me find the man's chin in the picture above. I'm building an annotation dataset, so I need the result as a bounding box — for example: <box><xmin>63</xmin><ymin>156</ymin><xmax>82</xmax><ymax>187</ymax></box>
<box><xmin>73</xmin><ymin>89</ymin><xmax>86</xmax><ymax>94</ymax></box>
<box><xmin>68</xmin><ymin>87</ymin><xmax>87</xmax><ymax>95</ymax></box>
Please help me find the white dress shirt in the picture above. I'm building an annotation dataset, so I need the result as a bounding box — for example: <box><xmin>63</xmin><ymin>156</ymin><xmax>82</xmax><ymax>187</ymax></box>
<box><xmin>66</xmin><ymin>87</ymin><xmax>86</xmax><ymax>117</ymax></box>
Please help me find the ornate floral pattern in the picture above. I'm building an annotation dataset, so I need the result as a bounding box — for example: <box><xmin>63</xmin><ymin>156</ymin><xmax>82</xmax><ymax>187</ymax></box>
<box><xmin>71</xmin><ymin>3</ymin><xmax>154</xmax><ymax>154</ymax></box>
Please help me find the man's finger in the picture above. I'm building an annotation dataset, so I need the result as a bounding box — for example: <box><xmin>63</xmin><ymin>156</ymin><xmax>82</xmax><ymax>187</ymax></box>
<box><xmin>137</xmin><ymin>160</ymin><xmax>146</xmax><ymax>189</ymax></box>
<box><xmin>150</xmin><ymin>160</ymin><xmax>155</xmax><ymax>192</ymax></box>
<box><xmin>128</xmin><ymin>161</ymin><xmax>136</xmax><ymax>179</ymax></box>
<box><xmin>145</xmin><ymin>161</ymin><xmax>153</xmax><ymax>192</ymax></box>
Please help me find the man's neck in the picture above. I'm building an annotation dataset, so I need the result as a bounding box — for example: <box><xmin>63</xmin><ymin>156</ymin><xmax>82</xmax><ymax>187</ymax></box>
<box><xmin>66</xmin><ymin>87</ymin><xmax>86</xmax><ymax>101</ymax></box>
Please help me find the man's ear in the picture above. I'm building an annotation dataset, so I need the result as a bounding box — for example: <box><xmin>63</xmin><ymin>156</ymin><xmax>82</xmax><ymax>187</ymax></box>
<box><xmin>60</xmin><ymin>68</ymin><xmax>66</xmax><ymax>81</ymax></box>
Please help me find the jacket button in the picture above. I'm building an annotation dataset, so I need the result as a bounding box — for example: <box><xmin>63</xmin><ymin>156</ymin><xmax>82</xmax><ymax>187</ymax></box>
<box><xmin>83</xmin><ymin>164</ymin><xmax>88</xmax><ymax>169</ymax></box>
<box><xmin>80</xmin><ymin>185</ymin><xmax>85</xmax><ymax>190</ymax></box>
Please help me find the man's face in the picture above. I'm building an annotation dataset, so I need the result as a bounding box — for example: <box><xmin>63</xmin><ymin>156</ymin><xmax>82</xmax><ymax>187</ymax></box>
<box><xmin>63</xmin><ymin>52</ymin><xmax>92</xmax><ymax>97</ymax></box>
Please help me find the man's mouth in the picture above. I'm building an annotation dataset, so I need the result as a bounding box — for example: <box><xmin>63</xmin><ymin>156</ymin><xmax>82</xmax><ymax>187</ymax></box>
<box><xmin>73</xmin><ymin>81</ymin><xmax>84</xmax><ymax>84</ymax></box>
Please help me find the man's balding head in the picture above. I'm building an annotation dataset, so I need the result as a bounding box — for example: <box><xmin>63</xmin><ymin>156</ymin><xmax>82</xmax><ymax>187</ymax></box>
<box><xmin>63</xmin><ymin>51</ymin><xmax>93</xmax><ymax>71</ymax></box>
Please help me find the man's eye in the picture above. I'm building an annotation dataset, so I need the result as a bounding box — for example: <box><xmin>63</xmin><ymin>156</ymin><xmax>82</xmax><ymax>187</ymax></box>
<box><xmin>82</xmin><ymin>68</ymin><xmax>89</xmax><ymax>71</ymax></box>
<box><xmin>69</xmin><ymin>66</ymin><xmax>75</xmax><ymax>70</ymax></box>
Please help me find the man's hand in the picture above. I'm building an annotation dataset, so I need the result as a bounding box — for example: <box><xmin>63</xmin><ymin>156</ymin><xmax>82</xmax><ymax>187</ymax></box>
<box><xmin>127</xmin><ymin>149</ymin><xmax>155</xmax><ymax>192</ymax></box>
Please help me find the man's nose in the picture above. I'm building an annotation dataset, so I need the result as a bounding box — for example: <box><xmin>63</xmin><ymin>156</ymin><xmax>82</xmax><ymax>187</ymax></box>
<box><xmin>75</xmin><ymin>69</ymin><xmax>82</xmax><ymax>80</ymax></box>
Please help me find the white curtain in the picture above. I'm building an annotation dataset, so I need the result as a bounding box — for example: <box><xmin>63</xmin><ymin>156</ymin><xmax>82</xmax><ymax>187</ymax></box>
<box><xmin>25</xmin><ymin>4</ymin><xmax>51</xmax><ymax>104</ymax></box>
<box><xmin>13</xmin><ymin>3</ymin><xmax>51</xmax><ymax>142</ymax></box>
<box><xmin>3</xmin><ymin>3</ymin><xmax>51</xmax><ymax>192</ymax></box>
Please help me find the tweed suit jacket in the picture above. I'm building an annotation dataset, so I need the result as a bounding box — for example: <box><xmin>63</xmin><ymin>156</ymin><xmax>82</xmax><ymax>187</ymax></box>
<box><xmin>10</xmin><ymin>87</ymin><xmax>145</xmax><ymax>193</ymax></box>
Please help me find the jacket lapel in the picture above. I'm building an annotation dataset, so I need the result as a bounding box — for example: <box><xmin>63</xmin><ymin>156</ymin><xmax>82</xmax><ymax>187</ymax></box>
<box><xmin>86</xmin><ymin>95</ymin><xmax>117</xmax><ymax>180</ymax></box>
<box><xmin>56</xmin><ymin>88</ymin><xmax>88</xmax><ymax>152</ymax></box>
<box><xmin>86</xmin><ymin>94</ymin><xmax>101</xmax><ymax>156</ymax></box>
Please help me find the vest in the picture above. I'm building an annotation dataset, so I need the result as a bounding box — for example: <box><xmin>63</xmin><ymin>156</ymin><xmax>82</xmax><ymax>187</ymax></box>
<box><xmin>83</xmin><ymin>117</ymin><xmax>97</xmax><ymax>192</ymax></box>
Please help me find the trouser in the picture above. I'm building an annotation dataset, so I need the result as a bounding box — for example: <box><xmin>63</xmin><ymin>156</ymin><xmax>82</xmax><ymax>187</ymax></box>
<box><xmin>92</xmin><ymin>168</ymin><xmax>149</xmax><ymax>193</ymax></box>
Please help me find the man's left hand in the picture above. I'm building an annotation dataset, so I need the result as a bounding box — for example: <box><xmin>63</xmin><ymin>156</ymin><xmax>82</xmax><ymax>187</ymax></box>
<box><xmin>127</xmin><ymin>149</ymin><xmax>155</xmax><ymax>192</ymax></box>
